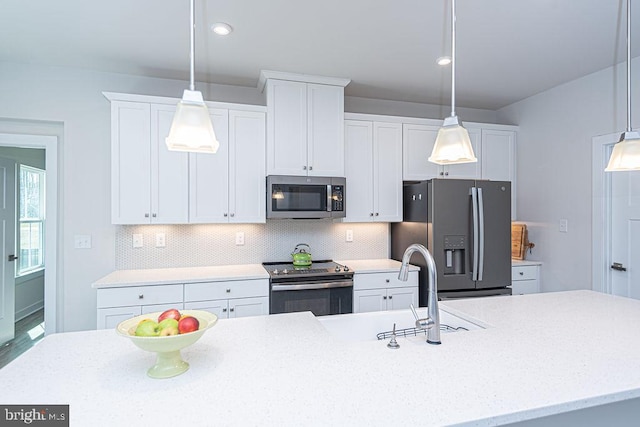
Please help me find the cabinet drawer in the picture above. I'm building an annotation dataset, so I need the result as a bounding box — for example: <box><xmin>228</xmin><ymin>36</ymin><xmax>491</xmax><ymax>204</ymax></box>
<box><xmin>184</xmin><ymin>279</ymin><xmax>269</xmax><ymax>302</ymax></box>
<box><xmin>354</xmin><ymin>270</ymin><xmax>418</xmax><ymax>290</ymax></box>
<box><xmin>511</xmin><ymin>280</ymin><xmax>539</xmax><ymax>295</ymax></box>
<box><xmin>97</xmin><ymin>284</ymin><xmax>183</xmax><ymax>308</ymax></box>
<box><xmin>512</xmin><ymin>266</ymin><xmax>537</xmax><ymax>281</ymax></box>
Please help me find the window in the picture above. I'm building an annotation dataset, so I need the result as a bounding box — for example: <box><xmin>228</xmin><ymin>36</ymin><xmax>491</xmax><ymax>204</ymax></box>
<box><xmin>17</xmin><ymin>165</ymin><xmax>45</xmax><ymax>276</ymax></box>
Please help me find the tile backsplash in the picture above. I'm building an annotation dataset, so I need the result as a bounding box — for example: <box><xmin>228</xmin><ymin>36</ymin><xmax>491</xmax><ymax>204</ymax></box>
<box><xmin>116</xmin><ymin>221</ymin><xmax>389</xmax><ymax>270</ymax></box>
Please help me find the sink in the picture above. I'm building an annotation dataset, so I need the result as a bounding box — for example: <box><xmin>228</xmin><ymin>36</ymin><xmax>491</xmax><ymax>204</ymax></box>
<box><xmin>317</xmin><ymin>307</ymin><xmax>486</xmax><ymax>343</ymax></box>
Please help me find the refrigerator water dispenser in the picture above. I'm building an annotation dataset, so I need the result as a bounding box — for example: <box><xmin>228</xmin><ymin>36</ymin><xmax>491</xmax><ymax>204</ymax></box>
<box><xmin>443</xmin><ymin>235</ymin><xmax>465</xmax><ymax>275</ymax></box>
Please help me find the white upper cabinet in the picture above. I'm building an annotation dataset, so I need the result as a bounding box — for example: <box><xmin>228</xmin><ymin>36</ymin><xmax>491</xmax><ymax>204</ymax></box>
<box><xmin>106</xmin><ymin>92</ymin><xmax>266</xmax><ymax>225</ymax></box>
<box><xmin>344</xmin><ymin>120</ymin><xmax>403</xmax><ymax>222</ymax></box>
<box><xmin>402</xmin><ymin>123</ymin><xmax>481</xmax><ymax>180</ymax></box>
<box><xmin>110</xmin><ymin>100</ymin><xmax>188</xmax><ymax>224</ymax></box>
<box><xmin>481</xmin><ymin>128</ymin><xmax>516</xmax><ymax>218</ymax></box>
<box><xmin>189</xmin><ymin>108</ymin><xmax>266</xmax><ymax>223</ymax></box>
<box><xmin>261</xmin><ymin>71</ymin><xmax>350</xmax><ymax>177</ymax></box>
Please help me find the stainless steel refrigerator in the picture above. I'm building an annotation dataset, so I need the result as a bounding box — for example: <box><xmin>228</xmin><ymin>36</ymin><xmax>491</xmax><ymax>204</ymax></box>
<box><xmin>391</xmin><ymin>179</ymin><xmax>512</xmax><ymax>305</ymax></box>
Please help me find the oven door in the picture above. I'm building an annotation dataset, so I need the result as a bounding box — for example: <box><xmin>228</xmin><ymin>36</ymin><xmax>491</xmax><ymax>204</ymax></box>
<box><xmin>270</xmin><ymin>280</ymin><xmax>353</xmax><ymax>316</ymax></box>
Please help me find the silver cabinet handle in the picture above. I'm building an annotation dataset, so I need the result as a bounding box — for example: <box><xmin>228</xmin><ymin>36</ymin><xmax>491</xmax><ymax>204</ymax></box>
<box><xmin>385</xmin><ymin>279</ymin><xmax>390</xmax><ymax>283</ymax></box>
<box><xmin>303</xmin><ymin>165</ymin><xmax>307</xmax><ymax>170</ymax></box>
<box><xmin>223</xmin><ymin>308</ymin><xmax>227</xmax><ymax>312</ymax></box>
<box><xmin>230</xmin><ymin>213</ymin><xmax>235</xmax><ymax>217</ymax></box>
<box><xmin>145</xmin><ymin>213</ymin><xmax>149</xmax><ymax>218</ymax></box>
<box><xmin>223</xmin><ymin>213</ymin><xmax>228</xmax><ymax>217</ymax></box>
<box><xmin>370</xmin><ymin>213</ymin><xmax>374</xmax><ymax>216</ymax></box>
<box><xmin>309</xmin><ymin>166</ymin><xmax>313</xmax><ymax>170</ymax></box>
<box><xmin>226</xmin><ymin>289</ymin><xmax>231</xmax><ymax>293</ymax></box>
<box><xmin>138</xmin><ymin>294</ymin><xmax>144</xmax><ymax>299</ymax></box>
<box><xmin>519</xmin><ymin>271</ymin><xmax>524</xmax><ymax>275</ymax></box>
<box><xmin>152</xmin><ymin>213</ymin><xmax>157</xmax><ymax>218</ymax></box>
<box><xmin>389</xmin><ymin>295</ymin><xmax>393</xmax><ymax>299</ymax></box>
<box><xmin>375</xmin><ymin>213</ymin><xmax>379</xmax><ymax>216</ymax></box>
<box><xmin>230</xmin><ymin>307</ymin><xmax>235</xmax><ymax>312</ymax></box>
<box><xmin>439</xmin><ymin>172</ymin><xmax>444</xmax><ymax>176</ymax></box>
<box><xmin>383</xmin><ymin>296</ymin><xmax>387</xmax><ymax>300</ymax></box>
<box><xmin>444</xmin><ymin>171</ymin><xmax>449</xmax><ymax>176</ymax></box>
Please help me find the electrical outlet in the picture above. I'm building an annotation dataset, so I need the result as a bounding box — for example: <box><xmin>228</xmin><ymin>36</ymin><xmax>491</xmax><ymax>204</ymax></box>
<box><xmin>74</xmin><ymin>235</ymin><xmax>92</xmax><ymax>249</ymax></box>
<box><xmin>235</xmin><ymin>232</ymin><xmax>245</xmax><ymax>246</ymax></box>
<box><xmin>559</xmin><ymin>219</ymin><xmax>568</xmax><ymax>233</ymax></box>
<box><xmin>346</xmin><ymin>229</ymin><xmax>353</xmax><ymax>242</ymax></box>
<box><xmin>156</xmin><ymin>233</ymin><xmax>166</xmax><ymax>248</ymax></box>
<box><xmin>132</xmin><ymin>234</ymin><xmax>143</xmax><ymax>248</ymax></box>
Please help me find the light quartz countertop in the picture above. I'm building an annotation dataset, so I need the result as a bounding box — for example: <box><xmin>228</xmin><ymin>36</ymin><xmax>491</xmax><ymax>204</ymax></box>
<box><xmin>2</xmin><ymin>290</ymin><xmax>639</xmax><ymax>426</ymax></box>
<box><xmin>92</xmin><ymin>264</ymin><xmax>269</xmax><ymax>288</ymax></box>
<box><xmin>512</xmin><ymin>259</ymin><xmax>543</xmax><ymax>266</ymax></box>
<box><xmin>335</xmin><ymin>258</ymin><xmax>419</xmax><ymax>273</ymax></box>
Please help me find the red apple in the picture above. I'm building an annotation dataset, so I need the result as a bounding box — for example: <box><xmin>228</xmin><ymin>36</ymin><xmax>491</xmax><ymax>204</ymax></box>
<box><xmin>178</xmin><ymin>315</ymin><xmax>200</xmax><ymax>334</ymax></box>
<box><xmin>158</xmin><ymin>308</ymin><xmax>181</xmax><ymax>323</ymax></box>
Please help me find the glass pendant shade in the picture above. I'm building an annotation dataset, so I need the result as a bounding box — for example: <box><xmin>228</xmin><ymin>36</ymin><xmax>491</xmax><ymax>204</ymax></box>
<box><xmin>429</xmin><ymin>116</ymin><xmax>477</xmax><ymax>165</ymax></box>
<box><xmin>166</xmin><ymin>89</ymin><xmax>219</xmax><ymax>153</ymax></box>
<box><xmin>605</xmin><ymin>131</ymin><xmax>640</xmax><ymax>171</ymax></box>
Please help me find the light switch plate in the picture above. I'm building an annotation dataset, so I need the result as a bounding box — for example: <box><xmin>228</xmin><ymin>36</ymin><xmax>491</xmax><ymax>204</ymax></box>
<box><xmin>74</xmin><ymin>235</ymin><xmax>92</xmax><ymax>249</ymax></box>
<box><xmin>156</xmin><ymin>233</ymin><xmax>166</xmax><ymax>248</ymax></box>
<box><xmin>235</xmin><ymin>232</ymin><xmax>245</xmax><ymax>246</ymax></box>
<box><xmin>346</xmin><ymin>229</ymin><xmax>353</xmax><ymax>242</ymax></box>
<box><xmin>132</xmin><ymin>234</ymin><xmax>143</xmax><ymax>248</ymax></box>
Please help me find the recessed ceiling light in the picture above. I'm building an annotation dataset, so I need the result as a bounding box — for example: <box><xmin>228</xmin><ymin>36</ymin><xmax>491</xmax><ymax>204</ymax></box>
<box><xmin>436</xmin><ymin>56</ymin><xmax>452</xmax><ymax>66</ymax></box>
<box><xmin>211</xmin><ymin>22</ymin><xmax>233</xmax><ymax>36</ymax></box>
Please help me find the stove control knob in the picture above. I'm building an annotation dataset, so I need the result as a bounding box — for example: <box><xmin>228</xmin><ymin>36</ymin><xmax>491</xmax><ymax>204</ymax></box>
<box><xmin>273</xmin><ymin>269</ymin><xmax>279</xmax><ymax>275</ymax></box>
<box><xmin>334</xmin><ymin>266</ymin><xmax>341</xmax><ymax>272</ymax></box>
<box><xmin>344</xmin><ymin>266</ymin><xmax>350</xmax><ymax>272</ymax></box>
<box><xmin>283</xmin><ymin>269</ymin><xmax>289</xmax><ymax>274</ymax></box>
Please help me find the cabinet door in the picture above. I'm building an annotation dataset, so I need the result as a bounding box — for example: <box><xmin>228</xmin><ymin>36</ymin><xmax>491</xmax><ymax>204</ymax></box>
<box><xmin>151</xmin><ymin>104</ymin><xmax>189</xmax><ymax>223</ymax></box>
<box><xmin>481</xmin><ymin>129</ymin><xmax>516</xmax><ymax>218</ymax></box>
<box><xmin>387</xmin><ymin>287</ymin><xmax>418</xmax><ymax>311</ymax></box>
<box><xmin>353</xmin><ymin>289</ymin><xmax>387</xmax><ymax>313</ymax></box>
<box><xmin>444</xmin><ymin>127</ymin><xmax>481</xmax><ymax>179</ymax></box>
<box><xmin>97</xmin><ymin>306</ymin><xmax>141</xmax><ymax>330</ymax></box>
<box><xmin>265</xmin><ymin>79</ymin><xmax>307</xmax><ymax>176</ymax></box>
<box><xmin>229</xmin><ymin>110</ymin><xmax>266</xmax><ymax>223</ymax></box>
<box><xmin>228</xmin><ymin>296</ymin><xmax>269</xmax><ymax>318</ymax></box>
<box><xmin>402</xmin><ymin>123</ymin><xmax>441</xmax><ymax>180</ymax></box>
<box><xmin>189</xmin><ymin>109</ymin><xmax>230</xmax><ymax>223</ymax></box>
<box><xmin>344</xmin><ymin>120</ymin><xmax>374</xmax><ymax>222</ymax></box>
<box><xmin>307</xmin><ymin>83</ymin><xmax>345</xmax><ymax>176</ymax></box>
<box><xmin>373</xmin><ymin>122</ymin><xmax>403</xmax><ymax>222</ymax></box>
<box><xmin>111</xmin><ymin>101</ymin><xmax>152</xmax><ymax>224</ymax></box>
<box><xmin>184</xmin><ymin>299</ymin><xmax>229</xmax><ymax>319</ymax></box>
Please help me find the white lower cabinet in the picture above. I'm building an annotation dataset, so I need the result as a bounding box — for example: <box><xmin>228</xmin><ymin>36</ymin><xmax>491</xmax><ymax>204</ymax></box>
<box><xmin>96</xmin><ymin>284</ymin><xmax>184</xmax><ymax>329</ymax></box>
<box><xmin>511</xmin><ymin>263</ymin><xmax>541</xmax><ymax>295</ymax></box>
<box><xmin>353</xmin><ymin>271</ymin><xmax>418</xmax><ymax>313</ymax></box>
<box><xmin>184</xmin><ymin>279</ymin><xmax>269</xmax><ymax>319</ymax></box>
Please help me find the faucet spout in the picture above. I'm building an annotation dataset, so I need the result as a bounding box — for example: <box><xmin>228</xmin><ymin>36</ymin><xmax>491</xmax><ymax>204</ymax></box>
<box><xmin>398</xmin><ymin>243</ymin><xmax>441</xmax><ymax>345</ymax></box>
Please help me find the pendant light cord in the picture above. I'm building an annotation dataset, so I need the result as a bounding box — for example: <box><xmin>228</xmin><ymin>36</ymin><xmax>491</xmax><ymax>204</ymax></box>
<box><xmin>450</xmin><ymin>0</ymin><xmax>457</xmax><ymax>118</ymax></box>
<box><xmin>189</xmin><ymin>0</ymin><xmax>195</xmax><ymax>92</ymax></box>
<box><xmin>627</xmin><ymin>0</ymin><xmax>632</xmax><ymax>132</ymax></box>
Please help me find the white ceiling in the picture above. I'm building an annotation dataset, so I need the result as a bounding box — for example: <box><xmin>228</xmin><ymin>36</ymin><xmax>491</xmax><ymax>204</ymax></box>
<box><xmin>1</xmin><ymin>0</ymin><xmax>637</xmax><ymax>110</ymax></box>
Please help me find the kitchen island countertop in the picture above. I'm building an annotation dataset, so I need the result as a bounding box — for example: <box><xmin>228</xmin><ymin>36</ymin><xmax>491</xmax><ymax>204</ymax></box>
<box><xmin>1</xmin><ymin>290</ymin><xmax>639</xmax><ymax>426</ymax></box>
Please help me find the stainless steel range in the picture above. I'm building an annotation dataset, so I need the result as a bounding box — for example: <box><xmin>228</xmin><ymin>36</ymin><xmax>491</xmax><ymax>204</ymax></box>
<box><xmin>263</xmin><ymin>260</ymin><xmax>353</xmax><ymax>316</ymax></box>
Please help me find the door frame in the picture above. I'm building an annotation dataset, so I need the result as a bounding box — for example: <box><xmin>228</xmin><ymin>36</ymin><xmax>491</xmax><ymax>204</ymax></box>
<box><xmin>0</xmin><ymin>131</ymin><xmax>61</xmax><ymax>335</ymax></box>
<box><xmin>591</xmin><ymin>132</ymin><xmax>618</xmax><ymax>295</ymax></box>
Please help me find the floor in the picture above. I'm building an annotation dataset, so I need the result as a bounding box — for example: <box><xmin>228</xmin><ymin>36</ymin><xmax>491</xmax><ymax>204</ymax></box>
<box><xmin>0</xmin><ymin>309</ymin><xmax>45</xmax><ymax>369</ymax></box>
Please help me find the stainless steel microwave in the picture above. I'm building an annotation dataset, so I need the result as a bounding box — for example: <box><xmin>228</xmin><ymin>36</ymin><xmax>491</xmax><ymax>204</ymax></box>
<box><xmin>266</xmin><ymin>175</ymin><xmax>346</xmax><ymax>219</ymax></box>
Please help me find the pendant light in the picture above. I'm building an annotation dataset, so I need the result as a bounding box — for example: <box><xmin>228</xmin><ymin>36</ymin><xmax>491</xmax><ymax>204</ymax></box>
<box><xmin>166</xmin><ymin>0</ymin><xmax>219</xmax><ymax>153</ymax></box>
<box><xmin>429</xmin><ymin>0</ymin><xmax>477</xmax><ymax>165</ymax></box>
<box><xmin>606</xmin><ymin>0</ymin><xmax>640</xmax><ymax>171</ymax></box>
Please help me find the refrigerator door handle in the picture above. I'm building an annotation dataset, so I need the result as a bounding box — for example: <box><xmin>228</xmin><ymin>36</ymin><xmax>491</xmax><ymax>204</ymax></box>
<box><xmin>477</xmin><ymin>187</ymin><xmax>485</xmax><ymax>281</ymax></box>
<box><xmin>471</xmin><ymin>187</ymin><xmax>479</xmax><ymax>281</ymax></box>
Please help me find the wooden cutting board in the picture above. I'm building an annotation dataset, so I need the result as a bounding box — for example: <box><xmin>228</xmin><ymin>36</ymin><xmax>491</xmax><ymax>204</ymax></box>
<box><xmin>511</xmin><ymin>223</ymin><xmax>527</xmax><ymax>260</ymax></box>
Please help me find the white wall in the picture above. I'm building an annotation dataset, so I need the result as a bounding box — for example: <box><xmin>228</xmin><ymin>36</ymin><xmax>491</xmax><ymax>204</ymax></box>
<box><xmin>0</xmin><ymin>60</ymin><xmax>499</xmax><ymax>332</ymax></box>
<box><xmin>497</xmin><ymin>58</ymin><xmax>640</xmax><ymax>293</ymax></box>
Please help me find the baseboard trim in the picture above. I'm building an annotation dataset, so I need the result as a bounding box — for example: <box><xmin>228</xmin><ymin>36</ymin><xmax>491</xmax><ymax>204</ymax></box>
<box><xmin>15</xmin><ymin>301</ymin><xmax>44</xmax><ymax>322</ymax></box>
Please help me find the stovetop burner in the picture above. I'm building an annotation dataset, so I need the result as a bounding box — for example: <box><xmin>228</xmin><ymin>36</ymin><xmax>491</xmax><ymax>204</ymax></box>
<box><xmin>262</xmin><ymin>260</ymin><xmax>352</xmax><ymax>278</ymax></box>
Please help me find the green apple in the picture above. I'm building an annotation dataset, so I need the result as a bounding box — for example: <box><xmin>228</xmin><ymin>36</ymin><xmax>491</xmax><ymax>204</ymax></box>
<box><xmin>157</xmin><ymin>318</ymin><xmax>179</xmax><ymax>336</ymax></box>
<box><xmin>134</xmin><ymin>319</ymin><xmax>160</xmax><ymax>337</ymax></box>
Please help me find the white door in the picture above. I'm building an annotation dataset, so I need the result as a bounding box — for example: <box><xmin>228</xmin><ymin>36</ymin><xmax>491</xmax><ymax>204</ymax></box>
<box><xmin>402</xmin><ymin>123</ymin><xmax>441</xmax><ymax>180</ymax></box>
<box><xmin>229</xmin><ymin>110</ymin><xmax>266</xmax><ymax>223</ymax></box>
<box><xmin>307</xmin><ymin>83</ymin><xmax>345</xmax><ymax>177</ymax></box>
<box><xmin>344</xmin><ymin>120</ymin><xmax>374</xmax><ymax>222</ymax></box>
<box><xmin>189</xmin><ymin>109</ymin><xmax>230</xmax><ymax>223</ymax></box>
<box><xmin>353</xmin><ymin>289</ymin><xmax>386</xmax><ymax>313</ymax></box>
<box><xmin>387</xmin><ymin>287</ymin><xmax>418</xmax><ymax>311</ymax></box>
<box><xmin>610</xmin><ymin>169</ymin><xmax>640</xmax><ymax>299</ymax></box>
<box><xmin>373</xmin><ymin>122</ymin><xmax>403</xmax><ymax>222</ymax></box>
<box><xmin>0</xmin><ymin>157</ymin><xmax>16</xmax><ymax>345</ymax></box>
<box><xmin>229</xmin><ymin>296</ymin><xmax>269</xmax><ymax>318</ymax></box>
